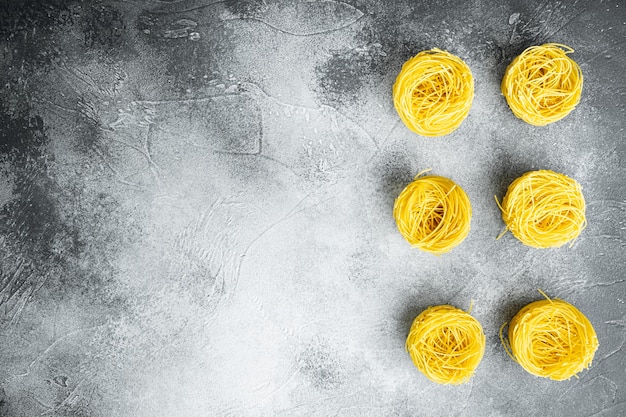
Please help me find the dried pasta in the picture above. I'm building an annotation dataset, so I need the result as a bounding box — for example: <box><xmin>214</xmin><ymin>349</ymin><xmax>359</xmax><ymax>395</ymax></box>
<box><xmin>496</xmin><ymin>170</ymin><xmax>586</xmax><ymax>248</ymax></box>
<box><xmin>394</xmin><ymin>172</ymin><xmax>472</xmax><ymax>255</ymax></box>
<box><xmin>393</xmin><ymin>49</ymin><xmax>474</xmax><ymax>136</ymax></box>
<box><xmin>500</xmin><ymin>292</ymin><xmax>599</xmax><ymax>381</ymax></box>
<box><xmin>501</xmin><ymin>43</ymin><xmax>583</xmax><ymax>126</ymax></box>
<box><xmin>406</xmin><ymin>305</ymin><xmax>485</xmax><ymax>385</ymax></box>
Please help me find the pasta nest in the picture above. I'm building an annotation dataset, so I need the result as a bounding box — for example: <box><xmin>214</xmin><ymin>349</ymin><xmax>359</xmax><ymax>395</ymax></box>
<box><xmin>394</xmin><ymin>173</ymin><xmax>472</xmax><ymax>255</ymax></box>
<box><xmin>501</xmin><ymin>43</ymin><xmax>583</xmax><ymax>126</ymax></box>
<box><xmin>393</xmin><ymin>49</ymin><xmax>474</xmax><ymax>136</ymax></box>
<box><xmin>406</xmin><ymin>305</ymin><xmax>485</xmax><ymax>385</ymax></box>
<box><xmin>497</xmin><ymin>170</ymin><xmax>586</xmax><ymax>248</ymax></box>
<box><xmin>501</xmin><ymin>297</ymin><xmax>599</xmax><ymax>381</ymax></box>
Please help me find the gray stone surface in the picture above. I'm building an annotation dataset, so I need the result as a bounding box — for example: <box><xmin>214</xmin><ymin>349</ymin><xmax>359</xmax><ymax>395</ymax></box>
<box><xmin>0</xmin><ymin>0</ymin><xmax>624</xmax><ymax>416</ymax></box>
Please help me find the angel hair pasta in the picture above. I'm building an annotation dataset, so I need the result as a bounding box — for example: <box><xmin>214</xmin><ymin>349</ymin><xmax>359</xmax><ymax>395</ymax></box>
<box><xmin>500</xmin><ymin>292</ymin><xmax>599</xmax><ymax>381</ymax></box>
<box><xmin>501</xmin><ymin>43</ymin><xmax>583</xmax><ymax>126</ymax></box>
<box><xmin>393</xmin><ymin>49</ymin><xmax>474</xmax><ymax>136</ymax></box>
<box><xmin>406</xmin><ymin>305</ymin><xmax>485</xmax><ymax>385</ymax></box>
<box><xmin>394</xmin><ymin>172</ymin><xmax>471</xmax><ymax>255</ymax></box>
<box><xmin>496</xmin><ymin>170</ymin><xmax>586</xmax><ymax>248</ymax></box>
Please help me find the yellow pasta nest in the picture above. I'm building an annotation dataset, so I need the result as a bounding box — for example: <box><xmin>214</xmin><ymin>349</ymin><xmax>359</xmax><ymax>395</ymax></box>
<box><xmin>500</xmin><ymin>294</ymin><xmax>599</xmax><ymax>381</ymax></box>
<box><xmin>406</xmin><ymin>305</ymin><xmax>485</xmax><ymax>385</ymax></box>
<box><xmin>392</xmin><ymin>49</ymin><xmax>474</xmax><ymax>136</ymax></box>
<box><xmin>496</xmin><ymin>170</ymin><xmax>586</xmax><ymax>248</ymax></box>
<box><xmin>501</xmin><ymin>43</ymin><xmax>583</xmax><ymax>126</ymax></box>
<box><xmin>393</xmin><ymin>173</ymin><xmax>472</xmax><ymax>255</ymax></box>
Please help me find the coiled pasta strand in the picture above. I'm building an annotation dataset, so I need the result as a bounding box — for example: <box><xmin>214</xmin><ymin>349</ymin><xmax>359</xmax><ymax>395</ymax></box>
<box><xmin>393</xmin><ymin>49</ymin><xmax>474</xmax><ymax>136</ymax></box>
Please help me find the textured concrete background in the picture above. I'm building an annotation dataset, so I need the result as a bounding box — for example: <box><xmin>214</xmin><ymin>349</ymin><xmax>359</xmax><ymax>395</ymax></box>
<box><xmin>0</xmin><ymin>0</ymin><xmax>625</xmax><ymax>416</ymax></box>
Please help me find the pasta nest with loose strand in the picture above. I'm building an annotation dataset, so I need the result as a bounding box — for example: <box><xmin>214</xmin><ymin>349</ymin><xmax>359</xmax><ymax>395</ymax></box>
<box><xmin>496</xmin><ymin>170</ymin><xmax>586</xmax><ymax>248</ymax></box>
<box><xmin>500</xmin><ymin>291</ymin><xmax>599</xmax><ymax>381</ymax></box>
<box><xmin>393</xmin><ymin>49</ymin><xmax>474</xmax><ymax>136</ymax></box>
<box><xmin>394</xmin><ymin>171</ymin><xmax>472</xmax><ymax>255</ymax></box>
<box><xmin>501</xmin><ymin>43</ymin><xmax>583</xmax><ymax>126</ymax></box>
<box><xmin>406</xmin><ymin>305</ymin><xmax>485</xmax><ymax>385</ymax></box>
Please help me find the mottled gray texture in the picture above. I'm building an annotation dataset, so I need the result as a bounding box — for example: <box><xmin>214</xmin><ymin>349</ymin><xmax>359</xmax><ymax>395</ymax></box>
<box><xmin>0</xmin><ymin>0</ymin><xmax>624</xmax><ymax>416</ymax></box>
